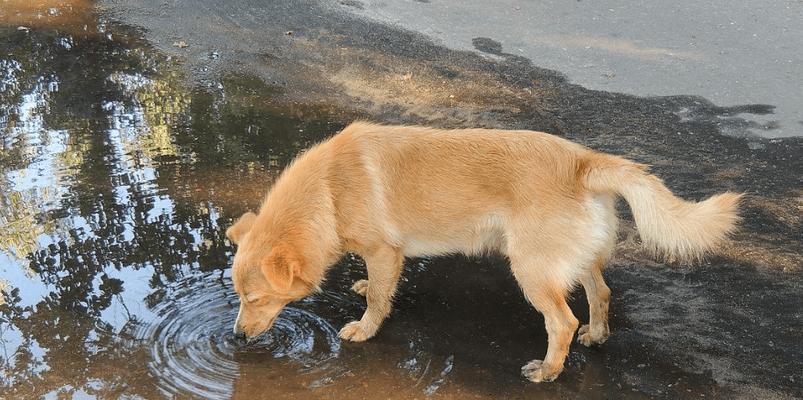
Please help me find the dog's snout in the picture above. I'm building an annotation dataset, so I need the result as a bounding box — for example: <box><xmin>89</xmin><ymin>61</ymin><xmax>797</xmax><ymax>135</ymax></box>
<box><xmin>233</xmin><ymin>303</ymin><xmax>245</xmax><ymax>336</ymax></box>
<box><xmin>233</xmin><ymin>324</ymin><xmax>251</xmax><ymax>343</ymax></box>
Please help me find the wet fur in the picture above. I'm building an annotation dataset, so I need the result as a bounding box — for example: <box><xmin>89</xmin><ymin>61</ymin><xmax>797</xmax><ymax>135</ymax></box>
<box><xmin>226</xmin><ymin>122</ymin><xmax>741</xmax><ymax>383</ymax></box>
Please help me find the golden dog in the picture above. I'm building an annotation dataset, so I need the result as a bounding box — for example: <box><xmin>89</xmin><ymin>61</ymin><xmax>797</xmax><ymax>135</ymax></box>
<box><xmin>226</xmin><ymin>122</ymin><xmax>741</xmax><ymax>382</ymax></box>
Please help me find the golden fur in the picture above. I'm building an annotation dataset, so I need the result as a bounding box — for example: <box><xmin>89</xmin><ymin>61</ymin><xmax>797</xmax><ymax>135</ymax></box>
<box><xmin>226</xmin><ymin>122</ymin><xmax>742</xmax><ymax>382</ymax></box>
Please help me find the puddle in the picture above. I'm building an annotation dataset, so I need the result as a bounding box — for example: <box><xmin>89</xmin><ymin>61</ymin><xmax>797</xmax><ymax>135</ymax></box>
<box><xmin>0</xmin><ymin>5</ymin><xmax>470</xmax><ymax>398</ymax></box>
<box><xmin>0</xmin><ymin>0</ymin><xmax>96</xmax><ymax>32</ymax></box>
<box><xmin>128</xmin><ymin>273</ymin><xmax>342</xmax><ymax>398</ymax></box>
<box><xmin>0</xmin><ymin>7</ymin><xmax>357</xmax><ymax>398</ymax></box>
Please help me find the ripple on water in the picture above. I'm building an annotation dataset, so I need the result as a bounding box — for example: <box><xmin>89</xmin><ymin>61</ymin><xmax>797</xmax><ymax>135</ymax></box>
<box><xmin>128</xmin><ymin>274</ymin><xmax>341</xmax><ymax>399</ymax></box>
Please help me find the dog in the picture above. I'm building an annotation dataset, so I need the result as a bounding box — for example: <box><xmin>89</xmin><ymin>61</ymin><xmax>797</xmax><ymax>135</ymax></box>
<box><xmin>225</xmin><ymin>122</ymin><xmax>741</xmax><ymax>383</ymax></box>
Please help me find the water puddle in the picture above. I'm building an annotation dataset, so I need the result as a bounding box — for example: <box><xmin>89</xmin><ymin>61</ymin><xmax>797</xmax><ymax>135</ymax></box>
<box><xmin>0</xmin><ymin>5</ymin><xmax>356</xmax><ymax>397</ymax></box>
<box><xmin>128</xmin><ymin>273</ymin><xmax>342</xmax><ymax>398</ymax></box>
<box><xmin>0</xmin><ymin>4</ymin><xmax>470</xmax><ymax>398</ymax></box>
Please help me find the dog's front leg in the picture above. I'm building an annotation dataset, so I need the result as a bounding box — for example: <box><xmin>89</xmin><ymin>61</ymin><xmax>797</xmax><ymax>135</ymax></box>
<box><xmin>339</xmin><ymin>245</ymin><xmax>403</xmax><ymax>342</ymax></box>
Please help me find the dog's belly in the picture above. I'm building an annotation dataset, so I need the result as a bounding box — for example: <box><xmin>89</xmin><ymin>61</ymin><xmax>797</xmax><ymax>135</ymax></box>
<box><xmin>400</xmin><ymin>213</ymin><xmax>507</xmax><ymax>257</ymax></box>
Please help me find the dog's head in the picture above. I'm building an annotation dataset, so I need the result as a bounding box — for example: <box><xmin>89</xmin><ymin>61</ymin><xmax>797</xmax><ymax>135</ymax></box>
<box><xmin>226</xmin><ymin>212</ymin><xmax>315</xmax><ymax>339</ymax></box>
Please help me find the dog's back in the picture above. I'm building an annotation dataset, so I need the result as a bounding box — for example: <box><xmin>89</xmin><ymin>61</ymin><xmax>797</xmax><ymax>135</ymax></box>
<box><xmin>329</xmin><ymin>122</ymin><xmax>598</xmax><ymax>255</ymax></box>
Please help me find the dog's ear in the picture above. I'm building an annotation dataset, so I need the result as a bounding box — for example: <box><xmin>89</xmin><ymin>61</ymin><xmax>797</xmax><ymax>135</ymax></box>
<box><xmin>226</xmin><ymin>212</ymin><xmax>257</xmax><ymax>245</ymax></box>
<box><xmin>261</xmin><ymin>243</ymin><xmax>305</xmax><ymax>292</ymax></box>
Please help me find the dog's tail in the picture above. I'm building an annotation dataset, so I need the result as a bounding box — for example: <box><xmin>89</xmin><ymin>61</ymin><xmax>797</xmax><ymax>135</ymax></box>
<box><xmin>580</xmin><ymin>152</ymin><xmax>742</xmax><ymax>262</ymax></box>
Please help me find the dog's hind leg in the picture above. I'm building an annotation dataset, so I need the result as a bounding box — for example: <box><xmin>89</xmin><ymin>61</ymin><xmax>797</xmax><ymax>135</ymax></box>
<box><xmin>339</xmin><ymin>245</ymin><xmax>403</xmax><ymax>342</ymax></box>
<box><xmin>516</xmin><ymin>272</ymin><xmax>579</xmax><ymax>383</ymax></box>
<box><xmin>578</xmin><ymin>194</ymin><xmax>617</xmax><ymax>346</ymax></box>
<box><xmin>508</xmin><ymin>245</ymin><xmax>580</xmax><ymax>383</ymax></box>
<box><xmin>577</xmin><ymin>256</ymin><xmax>612</xmax><ymax>346</ymax></box>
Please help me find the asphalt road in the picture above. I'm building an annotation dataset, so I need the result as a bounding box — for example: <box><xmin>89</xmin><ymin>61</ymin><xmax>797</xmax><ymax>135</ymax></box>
<box><xmin>352</xmin><ymin>0</ymin><xmax>803</xmax><ymax>138</ymax></box>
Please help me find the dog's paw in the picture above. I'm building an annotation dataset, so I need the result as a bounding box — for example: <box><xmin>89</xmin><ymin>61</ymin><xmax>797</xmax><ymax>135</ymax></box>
<box><xmin>351</xmin><ymin>279</ymin><xmax>369</xmax><ymax>297</ymax></box>
<box><xmin>521</xmin><ymin>359</ymin><xmax>562</xmax><ymax>383</ymax></box>
<box><xmin>577</xmin><ymin>324</ymin><xmax>609</xmax><ymax>347</ymax></box>
<box><xmin>338</xmin><ymin>320</ymin><xmax>375</xmax><ymax>342</ymax></box>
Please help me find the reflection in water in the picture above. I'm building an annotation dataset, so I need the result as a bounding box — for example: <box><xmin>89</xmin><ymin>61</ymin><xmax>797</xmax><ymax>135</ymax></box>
<box><xmin>2</xmin><ymin>2</ymin><xmax>464</xmax><ymax>396</ymax></box>
<box><xmin>128</xmin><ymin>274</ymin><xmax>342</xmax><ymax>399</ymax></box>
<box><xmin>0</xmin><ymin>5</ymin><xmax>352</xmax><ymax>398</ymax></box>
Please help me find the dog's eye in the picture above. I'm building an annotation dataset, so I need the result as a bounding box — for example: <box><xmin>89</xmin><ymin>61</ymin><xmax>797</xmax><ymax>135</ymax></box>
<box><xmin>245</xmin><ymin>293</ymin><xmax>262</xmax><ymax>303</ymax></box>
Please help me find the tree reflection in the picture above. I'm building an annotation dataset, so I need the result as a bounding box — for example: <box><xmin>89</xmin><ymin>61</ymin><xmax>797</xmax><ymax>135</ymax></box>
<box><xmin>0</xmin><ymin>6</ymin><xmax>350</xmax><ymax>397</ymax></box>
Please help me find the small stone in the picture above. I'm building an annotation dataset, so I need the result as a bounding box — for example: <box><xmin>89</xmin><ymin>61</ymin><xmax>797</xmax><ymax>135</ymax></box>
<box><xmin>172</xmin><ymin>41</ymin><xmax>189</xmax><ymax>48</ymax></box>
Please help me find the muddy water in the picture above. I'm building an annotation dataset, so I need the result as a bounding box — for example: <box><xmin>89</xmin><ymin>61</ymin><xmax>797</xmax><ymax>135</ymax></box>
<box><xmin>0</xmin><ymin>5</ymin><xmax>363</xmax><ymax>398</ymax></box>
<box><xmin>1</xmin><ymin>2</ymin><xmax>798</xmax><ymax>400</ymax></box>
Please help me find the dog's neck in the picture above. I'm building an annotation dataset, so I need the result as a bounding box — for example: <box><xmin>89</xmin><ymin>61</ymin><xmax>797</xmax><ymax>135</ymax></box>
<box><xmin>257</xmin><ymin>142</ymin><xmax>342</xmax><ymax>288</ymax></box>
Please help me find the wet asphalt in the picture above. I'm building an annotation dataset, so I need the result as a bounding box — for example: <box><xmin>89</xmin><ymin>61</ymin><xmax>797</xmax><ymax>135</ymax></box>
<box><xmin>1</xmin><ymin>0</ymin><xmax>802</xmax><ymax>399</ymax></box>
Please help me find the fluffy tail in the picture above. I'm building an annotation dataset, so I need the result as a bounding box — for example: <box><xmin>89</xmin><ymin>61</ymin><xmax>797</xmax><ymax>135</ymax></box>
<box><xmin>581</xmin><ymin>153</ymin><xmax>743</xmax><ymax>262</ymax></box>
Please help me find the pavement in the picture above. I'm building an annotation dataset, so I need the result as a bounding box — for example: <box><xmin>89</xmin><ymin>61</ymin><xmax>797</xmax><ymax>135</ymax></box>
<box><xmin>350</xmin><ymin>0</ymin><xmax>803</xmax><ymax>138</ymax></box>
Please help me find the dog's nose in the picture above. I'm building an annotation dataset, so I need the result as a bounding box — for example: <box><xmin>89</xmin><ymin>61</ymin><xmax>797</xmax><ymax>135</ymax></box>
<box><xmin>233</xmin><ymin>323</ymin><xmax>245</xmax><ymax>336</ymax></box>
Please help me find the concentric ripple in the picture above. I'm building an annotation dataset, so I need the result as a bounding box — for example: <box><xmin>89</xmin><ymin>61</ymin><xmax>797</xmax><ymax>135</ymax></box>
<box><xmin>129</xmin><ymin>274</ymin><xmax>341</xmax><ymax>399</ymax></box>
